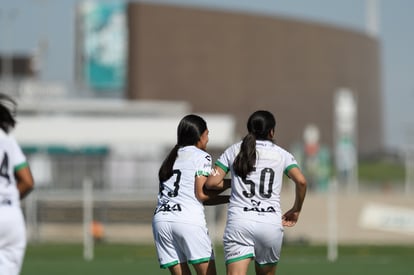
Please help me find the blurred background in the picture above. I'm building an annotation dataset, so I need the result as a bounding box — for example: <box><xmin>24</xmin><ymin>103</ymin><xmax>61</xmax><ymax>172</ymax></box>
<box><xmin>0</xmin><ymin>0</ymin><xmax>413</xmax><ymax>248</ymax></box>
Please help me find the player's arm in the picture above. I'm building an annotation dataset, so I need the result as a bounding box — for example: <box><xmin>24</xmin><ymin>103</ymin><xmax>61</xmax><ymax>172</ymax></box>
<box><xmin>282</xmin><ymin>167</ymin><xmax>307</xmax><ymax>227</ymax></box>
<box><xmin>202</xmin><ymin>177</ymin><xmax>231</xmax><ymax>205</ymax></box>
<box><xmin>202</xmin><ymin>194</ymin><xmax>230</xmax><ymax>205</ymax></box>
<box><xmin>195</xmin><ymin>174</ymin><xmax>230</xmax><ymax>205</ymax></box>
<box><xmin>15</xmin><ymin>163</ymin><xmax>35</xmax><ymax>199</ymax></box>
<box><xmin>205</xmin><ymin>165</ymin><xmax>229</xmax><ymax>190</ymax></box>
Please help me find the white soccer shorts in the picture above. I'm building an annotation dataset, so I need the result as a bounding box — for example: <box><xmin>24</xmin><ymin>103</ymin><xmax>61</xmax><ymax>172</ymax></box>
<box><xmin>0</xmin><ymin>207</ymin><xmax>26</xmax><ymax>275</ymax></box>
<box><xmin>223</xmin><ymin>219</ymin><xmax>284</xmax><ymax>266</ymax></box>
<box><xmin>152</xmin><ymin>221</ymin><xmax>215</xmax><ymax>269</ymax></box>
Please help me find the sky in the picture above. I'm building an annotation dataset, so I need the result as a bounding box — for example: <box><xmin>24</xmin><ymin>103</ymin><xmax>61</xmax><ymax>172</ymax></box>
<box><xmin>0</xmin><ymin>0</ymin><xmax>413</xmax><ymax>152</ymax></box>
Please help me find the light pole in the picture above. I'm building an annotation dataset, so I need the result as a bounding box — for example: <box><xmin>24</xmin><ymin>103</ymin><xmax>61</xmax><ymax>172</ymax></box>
<box><xmin>33</xmin><ymin>0</ymin><xmax>50</xmax><ymax>80</ymax></box>
<box><xmin>366</xmin><ymin>0</ymin><xmax>380</xmax><ymax>37</ymax></box>
<box><xmin>334</xmin><ymin>88</ymin><xmax>358</xmax><ymax>194</ymax></box>
<box><xmin>0</xmin><ymin>8</ymin><xmax>19</xmax><ymax>80</ymax></box>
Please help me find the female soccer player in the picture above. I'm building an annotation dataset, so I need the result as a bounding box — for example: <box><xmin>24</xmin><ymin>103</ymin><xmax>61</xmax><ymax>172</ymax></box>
<box><xmin>152</xmin><ymin>114</ymin><xmax>230</xmax><ymax>275</ymax></box>
<box><xmin>0</xmin><ymin>94</ymin><xmax>35</xmax><ymax>275</ymax></box>
<box><xmin>205</xmin><ymin>110</ymin><xmax>307</xmax><ymax>275</ymax></box>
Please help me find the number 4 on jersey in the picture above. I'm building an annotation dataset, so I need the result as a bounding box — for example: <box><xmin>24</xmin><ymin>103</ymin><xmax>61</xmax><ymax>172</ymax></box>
<box><xmin>0</xmin><ymin>152</ymin><xmax>10</xmax><ymax>184</ymax></box>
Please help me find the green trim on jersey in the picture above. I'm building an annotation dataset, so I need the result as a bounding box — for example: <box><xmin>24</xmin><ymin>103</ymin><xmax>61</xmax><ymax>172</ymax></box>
<box><xmin>160</xmin><ymin>260</ymin><xmax>179</xmax><ymax>269</ymax></box>
<box><xmin>195</xmin><ymin>171</ymin><xmax>210</xmax><ymax>177</ymax></box>
<box><xmin>188</xmin><ymin>257</ymin><xmax>211</xmax><ymax>265</ymax></box>
<box><xmin>256</xmin><ymin>261</ymin><xmax>278</xmax><ymax>267</ymax></box>
<box><xmin>14</xmin><ymin>162</ymin><xmax>28</xmax><ymax>172</ymax></box>
<box><xmin>226</xmin><ymin>253</ymin><xmax>254</xmax><ymax>265</ymax></box>
<box><xmin>215</xmin><ymin>160</ymin><xmax>229</xmax><ymax>173</ymax></box>
<box><xmin>284</xmin><ymin>164</ymin><xmax>299</xmax><ymax>176</ymax></box>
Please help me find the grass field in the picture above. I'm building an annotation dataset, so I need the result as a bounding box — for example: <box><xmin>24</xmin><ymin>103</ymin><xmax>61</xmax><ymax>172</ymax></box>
<box><xmin>20</xmin><ymin>243</ymin><xmax>413</xmax><ymax>275</ymax></box>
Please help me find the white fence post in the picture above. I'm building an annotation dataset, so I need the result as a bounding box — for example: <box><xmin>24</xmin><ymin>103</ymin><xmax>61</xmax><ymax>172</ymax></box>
<box><xmin>83</xmin><ymin>178</ymin><xmax>94</xmax><ymax>261</ymax></box>
<box><xmin>25</xmin><ymin>191</ymin><xmax>39</xmax><ymax>242</ymax></box>
<box><xmin>327</xmin><ymin>178</ymin><xmax>338</xmax><ymax>262</ymax></box>
<box><xmin>405</xmin><ymin>147</ymin><xmax>414</xmax><ymax>195</ymax></box>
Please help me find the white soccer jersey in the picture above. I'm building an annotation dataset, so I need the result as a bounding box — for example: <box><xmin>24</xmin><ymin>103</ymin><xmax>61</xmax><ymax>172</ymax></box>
<box><xmin>153</xmin><ymin>145</ymin><xmax>212</xmax><ymax>227</ymax></box>
<box><xmin>216</xmin><ymin>140</ymin><xmax>299</xmax><ymax>225</ymax></box>
<box><xmin>0</xmin><ymin>129</ymin><xmax>28</xmax><ymax>275</ymax></box>
<box><xmin>0</xmin><ymin>130</ymin><xmax>27</xmax><ymax>209</ymax></box>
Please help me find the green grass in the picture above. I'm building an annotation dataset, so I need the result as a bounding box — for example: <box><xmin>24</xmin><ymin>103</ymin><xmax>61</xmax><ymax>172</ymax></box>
<box><xmin>21</xmin><ymin>243</ymin><xmax>413</xmax><ymax>275</ymax></box>
<box><xmin>358</xmin><ymin>160</ymin><xmax>405</xmax><ymax>182</ymax></box>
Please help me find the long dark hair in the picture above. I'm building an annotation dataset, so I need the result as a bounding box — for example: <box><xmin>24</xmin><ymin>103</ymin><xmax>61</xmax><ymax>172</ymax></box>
<box><xmin>233</xmin><ymin>110</ymin><xmax>276</xmax><ymax>178</ymax></box>
<box><xmin>0</xmin><ymin>94</ymin><xmax>17</xmax><ymax>133</ymax></box>
<box><xmin>158</xmin><ymin>114</ymin><xmax>207</xmax><ymax>182</ymax></box>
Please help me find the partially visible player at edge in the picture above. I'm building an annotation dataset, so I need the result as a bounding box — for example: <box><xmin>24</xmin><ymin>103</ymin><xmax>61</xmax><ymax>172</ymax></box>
<box><xmin>152</xmin><ymin>114</ymin><xmax>230</xmax><ymax>275</ymax></box>
<box><xmin>0</xmin><ymin>94</ymin><xmax>35</xmax><ymax>275</ymax></box>
<box><xmin>205</xmin><ymin>110</ymin><xmax>307</xmax><ymax>275</ymax></box>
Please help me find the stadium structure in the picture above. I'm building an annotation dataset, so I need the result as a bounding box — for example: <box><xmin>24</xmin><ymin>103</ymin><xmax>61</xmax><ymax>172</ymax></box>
<box><xmin>127</xmin><ymin>2</ymin><xmax>383</xmax><ymax>156</ymax></box>
<box><xmin>3</xmin><ymin>2</ymin><xmax>411</xmax><ymax>247</ymax></box>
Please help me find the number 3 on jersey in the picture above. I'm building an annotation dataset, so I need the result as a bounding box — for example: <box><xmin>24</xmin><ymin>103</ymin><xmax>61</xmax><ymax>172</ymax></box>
<box><xmin>159</xmin><ymin>169</ymin><xmax>181</xmax><ymax>197</ymax></box>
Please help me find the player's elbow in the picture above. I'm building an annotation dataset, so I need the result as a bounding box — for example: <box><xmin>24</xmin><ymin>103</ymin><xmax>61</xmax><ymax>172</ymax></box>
<box><xmin>19</xmin><ymin>178</ymin><xmax>34</xmax><ymax>197</ymax></box>
<box><xmin>299</xmin><ymin>175</ymin><xmax>307</xmax><ymax>186</ymax></box>
<box><xmin>196</xmin><ymin>188</ymin><xmax>209</xmax><ymax>202</ymax></box>
<box><xmin>296</xmin><ymin>176</ymin><xmax>307</xmax><ymax>190</ymax></box>
<box><xmin>205</xmin><ymin>177</ymin><xmax>222</xmax><ymax>190</ymax></box>
<box><xmin>16</xmin><ymin>167</ymin><xmax>35</xmax><ymax>199</ymax></box>
<box><xmin>289</xmin><ymin>168</ymin><xmax>307</xmax><ymax>190</ymax></box>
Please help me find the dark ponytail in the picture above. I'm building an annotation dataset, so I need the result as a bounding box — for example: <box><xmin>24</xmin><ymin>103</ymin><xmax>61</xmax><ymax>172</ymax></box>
<box><xmin>233</xmin><ymin>110</ymin><xmax>276</xmax><ymax>178</ymax></box>
<box><xmin>233</xmin><ymin>133</ymin><xmax>257</xmax><ymax>178</ymax></box>
<box><xmin>158</xmin><ymin>114</ymin><xmax>207</xmax><ymax>182</ymax></box>
<box><xmin>158</xmin><ymin>145</ymin><xmax>180</xmax><ymax>182</ymax></box>
<box><xmin>0</xmin><ymin>94</ymin><xmax>16</xmax><ymax>133</ymax></box>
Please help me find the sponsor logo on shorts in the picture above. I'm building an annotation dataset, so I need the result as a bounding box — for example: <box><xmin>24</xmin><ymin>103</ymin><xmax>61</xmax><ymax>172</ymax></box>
<box><xmin>228</xmin><ymin>251</ymin><xmax>241</xmax><ymax>257</ymax></box>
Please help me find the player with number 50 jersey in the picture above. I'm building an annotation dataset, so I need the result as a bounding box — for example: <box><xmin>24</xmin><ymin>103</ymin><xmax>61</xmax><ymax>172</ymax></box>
<box><xmin>205</xmin><ymin>110</ymin><xmax>307</xmax><ymax>275</ymax></box>
<box><xmin>215</xmin><ymin>139</ymin><xmax>298</xmax><ymax>224</ymax></box>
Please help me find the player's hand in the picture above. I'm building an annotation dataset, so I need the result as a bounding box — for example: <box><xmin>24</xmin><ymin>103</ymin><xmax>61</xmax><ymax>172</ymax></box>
<box><xmin>282</xmin><ymin>208</ymin><xmax>300</xmax><ymax>227</ymax></box>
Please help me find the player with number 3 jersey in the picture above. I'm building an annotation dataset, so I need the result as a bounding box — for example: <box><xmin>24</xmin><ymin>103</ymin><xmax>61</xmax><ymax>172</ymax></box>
<box><xmin>154</xmin><ymin>146</ymin><xmax>213</xmax><ymax>227</ymax></box>
<box><xmin>152</xmin><ymin>114</ymin><xmax>230</xmax><ymax>275</ymax></box>
<box><xmin>205</xmin><ymin>110</ymin><xmax>307</xmax><ymax>275</ymax></box>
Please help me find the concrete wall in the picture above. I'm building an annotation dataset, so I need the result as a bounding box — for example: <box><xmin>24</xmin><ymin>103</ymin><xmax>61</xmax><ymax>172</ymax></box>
<box><xmin>127</xmin><ymin>3</ymin><xmax>383</xmax><ymax>155</ymax></box>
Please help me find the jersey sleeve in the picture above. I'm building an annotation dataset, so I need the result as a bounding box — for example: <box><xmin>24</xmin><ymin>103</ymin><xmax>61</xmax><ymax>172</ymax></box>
<box><xmin>214</xmin><ymin>144</ymin><xmax>237</xmax><ymax>174</ymax></box>
<box><xmin>10</xmin><ymin>137</ymin><xmax>28</xmax><ymax>171</ymax></box>
<box><xmin>195</xmin><ymin>152</ymin><xmax>212</xmax><ymax>177</ymax></box>
<box><xmin>282</xmin><ymin>149</ymin><xmax>299</xmax><ymax>176</ymax></box>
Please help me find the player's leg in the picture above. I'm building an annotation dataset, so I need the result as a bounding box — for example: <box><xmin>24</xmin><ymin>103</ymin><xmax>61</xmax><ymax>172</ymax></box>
<box><xmin>254</xmin><ymin>263</ymin><xmax>277</xmax><ymax>275</ymax></box>
<box><xmin>168</xmin><ymin>262</ymin><xmax>192</xmax><ymax>275</ymax></box>
<box><xmin>192</xmin><ymin>259</ymin><xmax>217</xmax><ymax>275</ymax></box>
<box><xmin>176</xmin><ymin>223</ymin><xmax>216</xmax><ymax>275</ymax></box>
<box><xmin>253</xmin><ymin>224</ymin><xmax>283</xmax><ymax>275</ymax></box>
<box><xmin>223</xmin><ymin>220</ymin><xmax>255</xmax><ymax>275</ymax></box>
<box><xmin>0</xmin><ymin>207</ymin><xmax>26</xmax><ymax>275</ymax></box>
<box><xmin>153</xmin><ymin>221</ymin><xmax>183</xmax><ymax>271</ymax></box>
<box><xmin>226</xmin><ymin>258</ymin><xmax>251</xmax><ymax>275</ymax></box>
